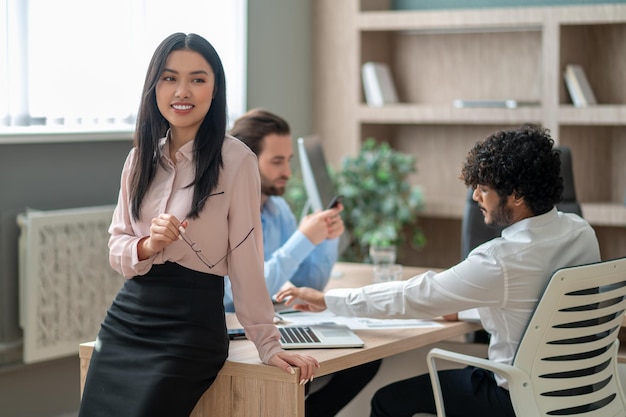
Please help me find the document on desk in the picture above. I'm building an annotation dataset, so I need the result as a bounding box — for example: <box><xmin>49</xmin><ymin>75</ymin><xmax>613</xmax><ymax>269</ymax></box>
<box><xmin>275</xmin><ymin>310</ymin><xmax>443</xmax><ymax>330</ymax></box>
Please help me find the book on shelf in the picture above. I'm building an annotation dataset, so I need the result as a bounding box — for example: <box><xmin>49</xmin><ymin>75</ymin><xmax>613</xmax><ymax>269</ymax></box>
<box><xmin>563</xmin><ymin>64</ymin><xmax>597</xmax><ymax>107</ymax></box>
<box><xmin>361</xmin><ymin>62</ymin><xmax>398</xmax><ymax>107</ymax></box>
<box><xmin>452</xmin><ymin>99</ymin><xmax>540</xmax><ymax>109</ymax></box>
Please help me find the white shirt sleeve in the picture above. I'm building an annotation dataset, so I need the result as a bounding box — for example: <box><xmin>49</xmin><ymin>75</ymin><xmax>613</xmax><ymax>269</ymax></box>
<box><xmin>324</xmin><ymin>251</ymin><xmax>505</xmax><ymax>320</ymax></box>
<box><xmin>457</xmin><ymin>308</ymin><xmax>481</xmax><ymax>322</ymax></box>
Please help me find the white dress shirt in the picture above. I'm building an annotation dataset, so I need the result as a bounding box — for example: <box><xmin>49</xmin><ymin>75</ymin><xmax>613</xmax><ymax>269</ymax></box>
<box><xmin>324</xmin><ymin>208</ymin><xmax>600</xmax><ymax>388</ymax></box>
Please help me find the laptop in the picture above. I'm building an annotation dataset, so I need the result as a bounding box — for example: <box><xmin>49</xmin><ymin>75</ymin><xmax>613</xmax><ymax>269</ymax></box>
<box><xmin>278</xmin><ymin>324</ymin><xmax>364</xmax><ymax>349</ymax></box>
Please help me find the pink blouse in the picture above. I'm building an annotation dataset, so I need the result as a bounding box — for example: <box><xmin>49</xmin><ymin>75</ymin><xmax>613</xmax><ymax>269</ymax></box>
<box><xmin>108</xmin><ymin>134</ymin><xmax>283</xmax><ymax>363</ymax></box>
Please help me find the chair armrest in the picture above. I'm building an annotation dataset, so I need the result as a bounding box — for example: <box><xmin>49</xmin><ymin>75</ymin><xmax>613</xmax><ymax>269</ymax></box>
<box><xmin>427</xmin><ymin>348</ymin><xmax>530</xmax><ymax>417</ymax></box>
<box><xmin>428</xmin><ymin>348</ymin><xmax>527</xmax><ymax>379</ymax></box>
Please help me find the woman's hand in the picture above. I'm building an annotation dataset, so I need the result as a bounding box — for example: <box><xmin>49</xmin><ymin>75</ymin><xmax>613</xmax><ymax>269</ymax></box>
<box><xmin>138</xmin><ymin>213</ymin><xmax>187</xmax><ymax>261</ymax></box>
<box><xmin>268</xmin><ymin>351</ymin><xmax>320</xmax><ymax>385</ymax></box>
<box><xmin>275</xmin><ymin>287</ymin><xmax>327</xmax><ymax>312</ymax></box>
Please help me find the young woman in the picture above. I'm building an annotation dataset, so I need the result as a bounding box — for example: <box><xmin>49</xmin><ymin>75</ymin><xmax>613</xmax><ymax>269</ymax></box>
<box><xmin>78</xmin><ymin>33</ymin><xmax>318</xmax><ymax>417</ymax></box>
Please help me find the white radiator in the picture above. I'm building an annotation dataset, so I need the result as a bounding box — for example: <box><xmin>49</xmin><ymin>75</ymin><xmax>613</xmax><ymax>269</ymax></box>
<box><xmin>17</xmin><ymin>205</ymin><xmax>123</xmax><ymax>363</ymax></box>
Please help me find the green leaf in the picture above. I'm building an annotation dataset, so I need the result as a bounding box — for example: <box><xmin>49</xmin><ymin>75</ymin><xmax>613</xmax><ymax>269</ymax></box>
<box><xmin>335</xmin><ymin>138</ymin><xmax>427</xmax><ymax>262</ymax></box>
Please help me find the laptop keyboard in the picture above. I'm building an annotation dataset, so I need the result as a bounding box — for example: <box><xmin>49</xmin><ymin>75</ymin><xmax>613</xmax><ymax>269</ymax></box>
<box><xmin>279</xmin><ymin>326</ymin><xmax>321</xmax><ymax>344</ymax></box>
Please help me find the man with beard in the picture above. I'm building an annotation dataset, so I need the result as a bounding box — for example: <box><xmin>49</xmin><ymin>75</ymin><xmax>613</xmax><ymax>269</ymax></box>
<box><xmin>276</xmin><ymin>124</ymin><xmax>601</xmax><ymax>417</ymax></box>
<box><xmin>223</xmin><ymin>108</ymin><xmax>344</xmax><ymax>312</ymax></box>
<box><xmin>224</xmin><ymin>108</ymin><xmax>381</xmax><ymax>417</ymax></box>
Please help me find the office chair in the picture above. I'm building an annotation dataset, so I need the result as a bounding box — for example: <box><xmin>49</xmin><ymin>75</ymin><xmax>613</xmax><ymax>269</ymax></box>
<box><xmin>460</xmin><ymin>145</ymin><xmax>582</xmax><ymax>259</ymax></box>
<box><xmin>426</xmin><ymin>256</ymin><xmax>626</xmax><ymax>417</ymax></box>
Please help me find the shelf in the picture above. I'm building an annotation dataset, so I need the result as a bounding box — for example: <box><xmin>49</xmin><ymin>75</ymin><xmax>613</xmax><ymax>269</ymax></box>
<box><xmin>358</xmin><ymin>104</ymin><xmax>542</xmax><ymax>125</ymax></box>
<box><xmin>314</xmin><ymin>1</ymin><xmax>626</xmax><ymax>266</ymax></box>
<box><xmin>582</xmin><ymin>203</ymin><xmax>626</xmax><ymax>227</ymax></box>
<box><xmin>419</xmin><ymin>198</ymin><xmax>626</xmax><ymax>228</ymax></box>
<box><xmin>358</xmin><ymin>4</ymin><xmax>626</xmax><ymax>31</ymax></box>
<box><xmin>558</xmin><ymin>105</ymin><xmax>626</xmax><ymax>126</ymax></box>
<box><xmin>555</xmin><ymin>5</ymin><xmax>626</xmax><ymax>25</ymax></box>
<box><xmin>358</xmin><ymin>8</ymin><xmax>544</xmax><ymax>32</ymax></box>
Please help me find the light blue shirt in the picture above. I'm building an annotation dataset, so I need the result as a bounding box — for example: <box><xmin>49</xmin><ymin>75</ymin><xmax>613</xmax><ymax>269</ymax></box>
<box><xmin>224</xmin><ymin>196</ymin><xmax>339</xmax><ymax>312</ymax></box>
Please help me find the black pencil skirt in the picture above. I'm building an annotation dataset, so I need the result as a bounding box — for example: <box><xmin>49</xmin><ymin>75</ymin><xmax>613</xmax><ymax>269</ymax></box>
<box><xmin>78</xmin><ymin>262</ymin><xmax>229</xmax><ymax>417</ymax></box>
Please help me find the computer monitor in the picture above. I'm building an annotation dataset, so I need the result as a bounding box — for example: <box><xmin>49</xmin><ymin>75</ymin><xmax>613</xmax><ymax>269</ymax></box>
<box><xmin>297</xmin><ymin>135</ymin><xmax>350</xmax><ymax>258</ymax></box>
<box><xmin>297</xmin><ymin>135</ymin><xmax>337</xmax><ymax>216</ymax></box>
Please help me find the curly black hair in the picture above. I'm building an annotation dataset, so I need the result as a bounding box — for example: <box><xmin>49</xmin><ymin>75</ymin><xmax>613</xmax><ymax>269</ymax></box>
<box><xmin>460</xmin><ymin>124</ymin><xmax>564</xmax><ymax>216</ymax></box>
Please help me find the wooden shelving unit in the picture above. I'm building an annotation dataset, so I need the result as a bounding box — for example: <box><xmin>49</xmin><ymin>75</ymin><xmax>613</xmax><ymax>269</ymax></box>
<box><xmin>313</xmin><ymin>1</ymin><xmax>626</xmax><ymax>267</ymax></box>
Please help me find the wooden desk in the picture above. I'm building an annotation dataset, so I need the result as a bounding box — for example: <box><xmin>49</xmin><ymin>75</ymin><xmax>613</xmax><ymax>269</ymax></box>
<box><xmin>79</xmin><ymin>262</ymin><xmax>481</xmax><ymax>417</ymax></box>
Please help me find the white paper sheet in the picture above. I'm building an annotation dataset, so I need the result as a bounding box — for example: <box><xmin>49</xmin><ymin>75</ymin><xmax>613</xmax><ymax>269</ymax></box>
<box><xmin>274</xmin><ymin>310</ymin><xmax>443</xmax><ymax>330</ymax></box>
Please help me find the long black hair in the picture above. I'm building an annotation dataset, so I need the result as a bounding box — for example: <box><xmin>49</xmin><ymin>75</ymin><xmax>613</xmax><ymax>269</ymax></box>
<box><xmin>130</xmin><ymin>32</ymin><xmax>227</xmax><ymax>220</ymax></box>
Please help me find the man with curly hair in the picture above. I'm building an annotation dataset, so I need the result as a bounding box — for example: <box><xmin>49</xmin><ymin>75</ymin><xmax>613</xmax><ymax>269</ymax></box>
<box><xmin>275</xmin><ymin>124</ymin><xmax>601</xmax><ymax>417</ymax></box>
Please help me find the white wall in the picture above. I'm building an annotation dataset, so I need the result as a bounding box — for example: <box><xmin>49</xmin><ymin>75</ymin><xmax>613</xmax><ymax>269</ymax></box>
<box><xmin>246</xmin><ymin>0</ymin><xmax>312</xmax><ymax>138</ymax></box>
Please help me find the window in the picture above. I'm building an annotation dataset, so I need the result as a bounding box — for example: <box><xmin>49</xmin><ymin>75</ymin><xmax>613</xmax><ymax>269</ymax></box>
<box><xmin>0</xmin><ymin>0</ymin><xmax>246</xmax><ymax>132</ymax></box>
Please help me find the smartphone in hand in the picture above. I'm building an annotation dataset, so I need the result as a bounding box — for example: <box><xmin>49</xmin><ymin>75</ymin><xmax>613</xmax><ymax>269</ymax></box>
<box><xmin>326</xmin><ymin>195</ymin><xmax>343</xmax><ymax>209</ymax></box>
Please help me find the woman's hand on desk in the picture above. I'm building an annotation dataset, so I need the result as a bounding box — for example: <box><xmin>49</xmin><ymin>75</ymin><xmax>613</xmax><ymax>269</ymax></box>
<box><xmin>269</xmin><ymin>351</ymin><xmax>320</xmax><ymax>385</ymax></box>
<box><xmin>275</xmin><ymin>287</ymin><xmax>327</xmax><ymax>312</ymax></box>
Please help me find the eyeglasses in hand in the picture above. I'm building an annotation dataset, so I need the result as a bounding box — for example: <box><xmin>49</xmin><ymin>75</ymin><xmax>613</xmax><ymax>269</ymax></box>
<box><xmin>178</xmin><ymin>226</ymin><xmax>254</xmax><ymax>269</ymax></box>
<box><xmin>177</xmin><ymin>191</ymin><xmax>254</xmax><ymax>269</ymax></box>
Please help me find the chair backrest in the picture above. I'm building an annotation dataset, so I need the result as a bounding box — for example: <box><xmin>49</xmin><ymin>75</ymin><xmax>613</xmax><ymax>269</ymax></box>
<box><xmin>556</xmin><ymin>146</ymin><xmax>581</xmax><ymax>216</ymax></box>
<box><xmin>460</xmin><ymin>145</ymin><xmax>582</xmax><ymax>259</ymax></box>
<box><xmin>511</xmin><ymin>257</ymin><xmax>626</xmax><ymax>417</ymax></box>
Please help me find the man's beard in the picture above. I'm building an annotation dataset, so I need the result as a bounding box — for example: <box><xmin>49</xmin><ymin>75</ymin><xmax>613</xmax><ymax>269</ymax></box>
<box><xmin>488</xmin><ymin>196</ymin><xmax>514</xmax><ymax>227</ymax></box>
<box><xmin>261</xmin><ymin>182</ymin><xmax>286</xmax><ymax>197</ymax></box>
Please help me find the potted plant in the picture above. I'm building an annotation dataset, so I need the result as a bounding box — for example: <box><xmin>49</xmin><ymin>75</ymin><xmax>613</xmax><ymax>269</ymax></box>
<box><xmin>334</xmin><ymin>138</ymin><xmax>426</xmax><ymax>263</ymax></box>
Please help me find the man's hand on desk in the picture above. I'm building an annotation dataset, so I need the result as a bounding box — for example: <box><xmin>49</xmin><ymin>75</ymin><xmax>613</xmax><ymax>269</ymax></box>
<box><xmin>275</xmin><ymin>287</ymin><xmax>327</xmax><ymax>312</ymax></box>
<box><xmin>277</xmin><ymin>280</ymin><xmax>296</xmax><ymax>292</ymax></box>
<box><xmin>442</xmin><ymin>313</ymin><xmax>459</xmax><ymax>321</ymax></box>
